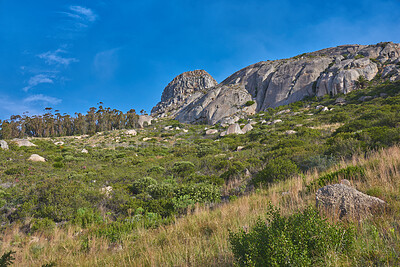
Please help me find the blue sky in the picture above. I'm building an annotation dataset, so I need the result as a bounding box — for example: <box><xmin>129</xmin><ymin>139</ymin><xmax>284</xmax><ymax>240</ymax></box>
<box><xmin>1</xmin><ymin>0</ymin><xmax>400</xmax><ymax>119</ymax></box>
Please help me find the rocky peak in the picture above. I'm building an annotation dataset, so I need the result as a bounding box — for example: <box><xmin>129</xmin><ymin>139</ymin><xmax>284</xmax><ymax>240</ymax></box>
<box><xmin>151</xmin><ymin>70</ymin><xmax>218</xmax><ymax>117</ymax></box>
<box><xmin>152</xmin><ymin>42</ymin><xmax>400</xmax><ymax>125</ymax></box>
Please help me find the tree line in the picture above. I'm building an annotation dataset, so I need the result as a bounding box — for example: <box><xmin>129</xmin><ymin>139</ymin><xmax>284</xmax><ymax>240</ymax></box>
<box><xmin>0</xmin><ymin>103</ymin><xmax>141</xmax><ymax>139</ymax></box>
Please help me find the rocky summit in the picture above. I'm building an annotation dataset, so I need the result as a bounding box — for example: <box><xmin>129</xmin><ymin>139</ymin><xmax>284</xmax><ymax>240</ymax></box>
<box><xmin>151</xmin><ymin>70</ymin><xmax>218</xmax><ymax>118</ymax></box>
<box><xmin>152</xmin><ymin>42</ymin><xmax>400</xmax><ymax>124</ymax></box>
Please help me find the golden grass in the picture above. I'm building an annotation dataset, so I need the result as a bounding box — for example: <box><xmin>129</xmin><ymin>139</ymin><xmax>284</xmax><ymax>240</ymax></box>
<box><xmin>2</xmin><ymin>145</ymin><xmax>400</xmax><ymax>266</ymax></box>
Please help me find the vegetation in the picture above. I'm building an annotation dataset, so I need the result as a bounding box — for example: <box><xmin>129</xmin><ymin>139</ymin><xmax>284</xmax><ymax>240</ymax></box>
<box><xmin>0</xmin><ymin>80</ymin><xmax>399</xmax><ymax>265</ymax></box>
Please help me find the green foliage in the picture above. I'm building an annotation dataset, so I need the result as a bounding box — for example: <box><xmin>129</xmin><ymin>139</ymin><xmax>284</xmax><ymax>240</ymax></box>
<box><xmin>73</xmin><ymin>208</ymin><xmax>103</xmax><ymax>228</ymax></box>
<box><xmin>306</xmin><ymin>165</ymin><xmax>366</xmax><ymax>192</ymax></box>
<box><xmin>172</xmin><ymin>161</ymin><xmax>195</xmax><ymax>177</ymax></box>
<box><xmin>253</xmin><ymin>157</ymin><xmax>299</xmax><ymax>186</ymax></box>
<box><xmin>0</xmin><ymin>251</ymin><xmax>15</xmax><ymax>267</ymax></box>
<box><xmin>30</xmin><ymin>218</ymin><xmax>56</xmax><ymax>233</ymax></box>
<box><xmin>355</xmin><ymin>54</ymin><xmax>365</xmax><ymax>59</ymax></box>
<box><xmin>131</xmin><ymin>177</ymin><xmax>158</xmax><ymax>194</ymax></box>
<box><xmin>245</xmin><ymin>100</ymin><xmax>255</xmax><ymax>107</ymax></box>
<box><xmin>229</xmin><ymin>205</ymin><xmax>355</xmax><ymax>266</ymax></box>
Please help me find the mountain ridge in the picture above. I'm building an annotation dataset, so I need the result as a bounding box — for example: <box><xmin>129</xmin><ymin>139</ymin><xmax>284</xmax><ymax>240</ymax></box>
<box><xmin>152</xmin><ymin>42</ymin><xmax>400</xmax><ymax>124</ymax></box>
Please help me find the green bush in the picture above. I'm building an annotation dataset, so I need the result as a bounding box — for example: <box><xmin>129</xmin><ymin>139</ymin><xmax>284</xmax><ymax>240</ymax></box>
<box><xmin>131</xmin><ymin>177</ymin><xmax>158</xmax><ymax>194</ymax></box>
<box><xmin>229</xmin><ymin>205</ymin><xmax>355</xmax><ymax>266</ymax></box>
<box><xmin>253</xmin><ymin>157</ymin><xmax>299</xmax><ymax>186</ymax></box>
<box><xmin>53</xmin><ymin>162</ymin><xmax>64</xmax><ymax>168</ymax></box>
<box><xmin>306</xmin><ymin>165</ymin><xmax>366</xmax><ymax>192</ymax></box>
<box><xmin>30</xmin><ymin>218</ymin><xmax>56</xmax><ymax>233</ymax></box>
<box><xmin>245</xmin><ymin>100</ymin><xmax>255</xmax><ymax>107</ymax></box>
<box><xmin>172</xmin><ymin>161</ymin><xmax>195</xmax><ymax>177</ymax></box>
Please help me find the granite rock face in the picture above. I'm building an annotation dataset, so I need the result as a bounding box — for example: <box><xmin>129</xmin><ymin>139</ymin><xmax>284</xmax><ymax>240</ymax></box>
<box><xmin>152</xmin><ymin>42</ymin><xmax>400</xmax><ymax>124</ymax></box>
<box><xmin>151</xmin><ymin>70</ymin><xmax>218</xmax><ymax>118</ymax></box>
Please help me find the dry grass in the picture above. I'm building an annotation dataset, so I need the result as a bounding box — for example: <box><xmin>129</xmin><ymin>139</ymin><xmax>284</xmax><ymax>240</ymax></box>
<box><xmin>2</xmin><ymin>146</ymin><xmax>400</xmax><ymax>266</ymax></box>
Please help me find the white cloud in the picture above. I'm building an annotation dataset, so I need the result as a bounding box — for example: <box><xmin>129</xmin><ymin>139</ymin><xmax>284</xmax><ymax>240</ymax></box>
<box><xmin>23</xmin><ymin>94</ymin><xmax>62</xmax><ymax>105</ymax></box>
<box><xmin>38</xmin><ymin>49</ymin><xmax>79</xmax><ymax>66</ymax></box>
<box><xmin>66</xmin><ymin>6</ymin><xmax>97</xmax><ymax>23</ymax></box>
<box><xmin>23</xmin><ymin>74</ymin><xmax>54</xmax><ymax>92</ymax></box>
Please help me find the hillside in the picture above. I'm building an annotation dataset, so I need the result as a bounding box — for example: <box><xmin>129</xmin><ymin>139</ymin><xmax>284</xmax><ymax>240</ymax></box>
<box><xmin>0</xmin><ymin>77</ymin><xmax>399</xmax><ymax>265</ymax></box>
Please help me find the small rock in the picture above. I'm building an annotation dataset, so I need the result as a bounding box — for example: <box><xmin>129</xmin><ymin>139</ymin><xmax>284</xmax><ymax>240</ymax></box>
<box><xmin>28</xmin><ymin>154</ymin><xmax>46</xmax><ymax>162</ymax></box>
<box><xmin>205</xmin><ymin>129</ymin><xmax>218</xmax><ymax>135</ymax></box>
<box><xmin>183</xmin><ymin>129</ymin><xmax>188</xmax><ymax>133</ymax></box>
<box><xmin>54</xmin><ymin>141</ymin><xmax>64</xmax><ymax>146</ymax></box>
<box><xmin>164</xmin><ymin>126</ymin><xmax>172</xmax><ymax>131</ymax></box>
<box><xmin>359</xmin><ymin>96</ymin><xmax>373</xmax><ymax>102</ymax></box>
<box><xmin>335</xmin><ymin>97</ymin><xmax>347</xmax><ymax>105</ymax></box>
<box><xmin>285</xmin><ymin>130</ymin><xmax>297</xmax><ymax>135</ymax></box>
<box><xmin>316</xmin><ymin>105</ymin><xmax>324</xmax><ymax>110</ymax></box>
<box><xmin>321</xmin><ymin>107</ymin><xmax>329</xmax><ymax>112</ymax></box>
<box><xmin>261</xmin><ymin>120</ymin><xmax>267</xmax><ymax>124</ymax></box>
<box><xmin>142</xmin><ymin>137</ymin><xmax>152</xmax><ymax>141</ymax></box>
<box><xmin>276</xmin><ymin>109</ymin><xmax>291</xmax><ymax>115</ymax></box>
<box><xmin>101</xmin><ymin>186</ymin><xmax>113</xmax><ymax>198</ymax></box>
<box><xmin>272</xmin><ymin>119</ymin><xmax>282</xmax><ymax>124</ymax></box>
<box><xmin>125</xmin><ymin>129</ymin><xmax>137</xmax><ymax>136</ymax></box>
<box><xmin>236</xmin><ymin>146</ymin><xmax>244</xmax><ymax>151</ymax></box>
<box><xmin>0</xmin><ymin>140</ymin><xmax>9</xmax><ymax>150</ymax></box>
<box><xmin>81</xmin><ymin>149</ymin><xmax>89</xmax><ymax>154</ymax></box>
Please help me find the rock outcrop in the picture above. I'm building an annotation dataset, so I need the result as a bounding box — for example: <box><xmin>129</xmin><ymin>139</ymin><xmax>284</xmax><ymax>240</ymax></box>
<box><xmin>0</xmin><ymin>140</ymin><xmax>8</xmax><ymax>150</ymax></box>
<box><xmin>316</xmin><ymin>183</ymin><xmax>386</xmax><ymax>219</ymax></box>
<box><xmin>152</xmin><ymin>42</ymin><xmax>400</xmax><ymax>125</ymax></box>
<box><xmin>151</xmin><ymin>70</ymin><xmax>218</xmax><ymax>118</ymax></box>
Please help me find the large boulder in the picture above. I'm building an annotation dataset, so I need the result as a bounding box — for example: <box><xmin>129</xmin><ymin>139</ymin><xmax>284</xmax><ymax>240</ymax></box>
<box><xmin>226</xmin><ymin>123</ymin><xmax>244</xmax><ymax>135</ymax></box>
<box><xmin>316</xmin><ymin>183</ymin><xmax>385</xmax><ymax>219</ymax></box>
<box><xmin>12</xmin><ymin>139</ymin><xmax>37</xmax><ymax>147</ymax></box>
<box><xmin>0</xmin><ymin>140</ymin><xmax>8</xmax><ymax>150</ymax></box>
<box><xmin>28</xmin><ymin>154</ymin><xmax>46</xmax><ymax>162</ymax></box>
<box><xmin>241</xmin><ymin>124</ymin><xmax>253</xmax><ymax>134</ymax></box>
<box><xmin>137</xmin><ymin>115</ymin><xmax>153</xmax><ymax>128</ymax></box>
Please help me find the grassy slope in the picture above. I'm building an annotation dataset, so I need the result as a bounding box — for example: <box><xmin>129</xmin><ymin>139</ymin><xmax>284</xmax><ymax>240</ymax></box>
<box><xmin>1</xmin><ymin>145</ymin><xmax>400</xmax><ymax>266</ymax></box>
<box><xmin>0</xmin><ymin>81</ymin><xmax>400</xmax><ymax>266</ymax></box>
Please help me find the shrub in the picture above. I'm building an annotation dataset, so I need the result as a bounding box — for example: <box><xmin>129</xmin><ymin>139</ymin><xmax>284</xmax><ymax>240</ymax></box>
<box><xmin>245</xmin><ymin>100</ymin><xmax>255</xmax><ymax>107</ymax></box>
<box><xmin>53</xmin><ymin>162</ymin><xmax>64</xmax><ymax>168</ymax></box>
<box><xmin>229</xmin><ymin>205</ymin><xmax>355</xmax><ymax>266</ymax></box>
<box><xmin>253</xmin><ymin>157</ymin><xmax>299</xmax><ymax>186</ymax></box>
<box><xmin>131</xmin><ymin>177</ymin><xmax>158</xmax><ymax>194</ymax></box>
<box><xmin>172</xmin><ymin>161</ymin><xmax>195</xmax><ymax>177</ymax></box>
<box><xmin>306</xmin><ymin>165</ymin><xmax>366</xmax><ymax>192</ymax></box>
<box><xmin>0</xmin><ymin>250</ymin><xmax>15</xmax><ymax>267</ymax></box>
<box><xmin>30</xmin><ymin>218</ymin><xmax>56</xmax><ymax>233</ymax></box>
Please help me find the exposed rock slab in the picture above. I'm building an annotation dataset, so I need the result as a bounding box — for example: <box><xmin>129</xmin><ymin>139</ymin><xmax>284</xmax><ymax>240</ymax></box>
<box><xmin>316</xmin><ymin>183</ymin><xmax>385</xmax><ymax>219</ymax></box>
<box><xmin>12</xmin><ymin>139</ymin><xmax>36</xmax><ymax>147</ymax></box>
